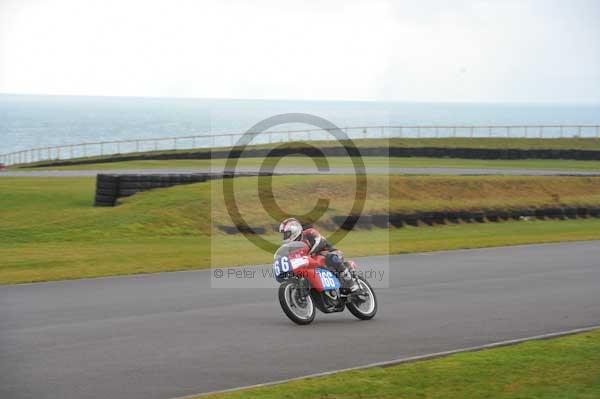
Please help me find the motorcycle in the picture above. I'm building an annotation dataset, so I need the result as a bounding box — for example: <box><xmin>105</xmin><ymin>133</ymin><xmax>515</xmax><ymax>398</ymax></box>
<box><xmin>273</xmin><ymin>241</ymin><xmax>377</xmax><ymax>325</ymax></box>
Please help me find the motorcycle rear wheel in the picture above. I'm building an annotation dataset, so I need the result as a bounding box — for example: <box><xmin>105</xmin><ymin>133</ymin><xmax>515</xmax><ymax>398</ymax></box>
<box><xmin>346</xmin><ymin>276</ymin><xmax>377</xmax><ymax>320</ymax></box>
<box><xmin>278</xmin><ymin>280</ymin><xmax>316</xmax><ymax>325</ymax></box>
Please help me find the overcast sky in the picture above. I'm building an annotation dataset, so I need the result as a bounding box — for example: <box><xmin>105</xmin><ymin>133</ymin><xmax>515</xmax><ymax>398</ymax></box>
<box><xmin>0</xmin><ymin>0</ymin><xmax>599</xmax><ymax>102</ymax></box>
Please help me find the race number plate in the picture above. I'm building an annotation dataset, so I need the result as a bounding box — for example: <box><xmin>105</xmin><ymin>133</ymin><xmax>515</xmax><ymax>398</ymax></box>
<box><xmin>317</xmin><ymin>269</ymin><xmax>340</xmax><ymax>290</ymax></box>
<box><xmin>273</xmin><ymin>256</ymin><xmax>291</xmax><ymax>277</ymax></box>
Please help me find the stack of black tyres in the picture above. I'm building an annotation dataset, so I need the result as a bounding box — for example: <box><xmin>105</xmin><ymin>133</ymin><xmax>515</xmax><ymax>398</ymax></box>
<box><xmin>95</xmin><ymin>174</ymin><xmax>120</xmax><ymax>206</ymax></box>
<box><xmin>94</xmin><ymin>173</ymin><xmax>214</xmax><ymax>207</ymax></box>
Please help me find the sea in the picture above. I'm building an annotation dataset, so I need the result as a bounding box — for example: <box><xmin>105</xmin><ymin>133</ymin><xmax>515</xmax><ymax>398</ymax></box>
<box><xmin>1</xmin><ymin>94</ymin><xmax>599</xmax><ymax>153</ymax></box>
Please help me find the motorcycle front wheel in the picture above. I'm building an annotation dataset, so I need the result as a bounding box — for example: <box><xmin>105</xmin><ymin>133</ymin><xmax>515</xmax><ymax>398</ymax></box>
<box><xmin>346</xmin><ymin>275</ymin><xmax>377</xmax><ymax>320</ymax></box>
<box><xmin>278</xmin><ymin>279</ymin><xmax>316</xmax><ymax>325</ymax></box>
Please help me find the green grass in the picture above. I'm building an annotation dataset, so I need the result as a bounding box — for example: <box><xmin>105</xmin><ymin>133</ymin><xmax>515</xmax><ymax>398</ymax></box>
<box><xmin>18</xmin><ymin>156</ymin><xmax>600</xmax><ymax>171</ymax></box>
<box><xmin>199</xmin><ymin>329</ymin><xmax>600</xmax><ymax>399</ymax></box>
<box><xmin>2</xmin><ymin>176</ymin><xmax>600</xmax><ymax>284</ymax></box>
<box><xmin>12</xmin><ymin>137</ymin><xmax>600</xmax><ymax>169</ymax></box>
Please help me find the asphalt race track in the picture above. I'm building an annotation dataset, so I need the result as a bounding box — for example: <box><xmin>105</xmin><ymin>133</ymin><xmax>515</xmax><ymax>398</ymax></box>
<box><xmin>1</xmin><ymin>241</ymin><xmax>599</xmax><ymax>399</ymax></box>
<box><xmin>2</xmin><ymin>166</ymin><xmax>600</xmax><ymax>177</ymax></box>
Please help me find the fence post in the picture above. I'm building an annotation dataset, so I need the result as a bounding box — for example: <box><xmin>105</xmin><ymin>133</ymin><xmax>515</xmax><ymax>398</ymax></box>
<box><xmin>453</xmin><ymin>127</ymin><xmax>457</xmax><ymax>137</ymax></box>
<box><xmin>100</xmin><ymin>143</ymin><xmax>104</xmax><ymax>156</ymax></box>
<box><xmin>506</xmin><ymin>127</ymin><xmax>510</xmax><ymax>138</ymax></box>
<box><xmin>470</xmin><ymin>126</ymin><xmax>474</xmax><ymax>138</ymax></box>
<box><xmin>596</xmin><ymin>126</ymin><xmax>599</xmax><ymax>138</ymax></box>
<box><xmin>539</xmin><ymin>126</ymin><xmax>543</xmax><ymax>138</ymax></box>
<box><xmin>560</xmin><ymin>126</ymin><xmax>564</xmax><ymax>138</ymax></box>
<box><xmin>578</xmin><ymin>126</ymin><xmax>582</xmax><ymax>138</ymax></box>
<box><xmin>173</xmin><ymin>138</ymin><xmax>177</xmax><ymax>150</ymax></box>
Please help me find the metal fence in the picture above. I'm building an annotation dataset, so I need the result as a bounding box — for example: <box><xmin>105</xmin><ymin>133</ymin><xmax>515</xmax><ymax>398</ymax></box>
<box><xmin>1</xmin><ymin>124</ymin><xmax>599</xmax><ymax>166</ymax></box>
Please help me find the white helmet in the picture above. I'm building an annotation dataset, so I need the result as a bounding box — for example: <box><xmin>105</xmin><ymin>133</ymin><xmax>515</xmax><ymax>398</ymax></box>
<box><xmin>279</xmin><ymin>218</ymin><xmax>302</xmax><ymax>243</ymax></box>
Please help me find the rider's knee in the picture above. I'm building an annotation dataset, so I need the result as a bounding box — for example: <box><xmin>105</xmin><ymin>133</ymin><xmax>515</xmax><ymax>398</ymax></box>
<box><xmin>325</xmin><ymin>252</ymin><xmax>344</xmax><ymax>270</ymax></box>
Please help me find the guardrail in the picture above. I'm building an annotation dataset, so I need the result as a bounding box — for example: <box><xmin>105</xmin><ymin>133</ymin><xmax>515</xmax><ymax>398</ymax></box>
<box><xmin>1</xmin><ymin>124</ymin><xmax>599</xmax><ymax>166</ymax></box>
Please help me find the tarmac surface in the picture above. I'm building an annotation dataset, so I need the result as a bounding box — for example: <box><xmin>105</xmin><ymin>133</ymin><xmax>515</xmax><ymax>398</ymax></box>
<box><xmin>1</xmin><ymin>241</ymin><xmax>599</xmax><ymax>399</ymax></box>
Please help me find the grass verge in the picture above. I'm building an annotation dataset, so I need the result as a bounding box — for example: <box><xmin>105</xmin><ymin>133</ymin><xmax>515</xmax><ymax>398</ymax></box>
<box><xmin>2</xmin><ymin>176</ymin><xmax>600</xmax><ymax>284</ymax></box>
<box><xmin>198</xmin><ymin>329</ymin><xmax>600</xmax><ymax>399</ymax></box>
<box><xmin>2</xmin><ymin>220</ymin><xmax>600</xmax><ymax>284</ymax></box>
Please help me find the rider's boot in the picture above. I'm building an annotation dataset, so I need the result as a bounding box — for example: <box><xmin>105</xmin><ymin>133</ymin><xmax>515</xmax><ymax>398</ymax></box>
<box><xmin>340</xmin><ymin>267</ymin><xmax>359</xmax><ymax>293</ymax></box>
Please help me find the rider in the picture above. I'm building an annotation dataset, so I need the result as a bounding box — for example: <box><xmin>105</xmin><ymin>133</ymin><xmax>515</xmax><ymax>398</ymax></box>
<box><xmin>278</xmin><ymin>217</ymin><xmax>359</xmax><ymax>293</ymax></box>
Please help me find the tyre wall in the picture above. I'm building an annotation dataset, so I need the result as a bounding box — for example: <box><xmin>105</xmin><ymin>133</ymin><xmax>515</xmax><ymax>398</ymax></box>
<box><xmin>38</xmin><ymin>145</ymin><xmax>600</xmax><ymax>168</ymax></box>
<box><xmin>94</xmin><ymin>172</ymin><xmax>272</xmax><ymax>207</ymax></box>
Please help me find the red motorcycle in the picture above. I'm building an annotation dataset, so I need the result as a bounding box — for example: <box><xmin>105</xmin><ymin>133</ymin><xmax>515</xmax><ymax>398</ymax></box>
<box><xmin>273</xmin><ymin>241</ymin><xmax>377</xmax><ymax>325</ymax></box>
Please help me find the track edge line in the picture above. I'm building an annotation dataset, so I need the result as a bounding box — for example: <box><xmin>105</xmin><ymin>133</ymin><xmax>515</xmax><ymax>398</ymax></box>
<box><xmin>170</xmin><ymin>324</ymin><xmax>600</xmax><ymax>399</ymax></box>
